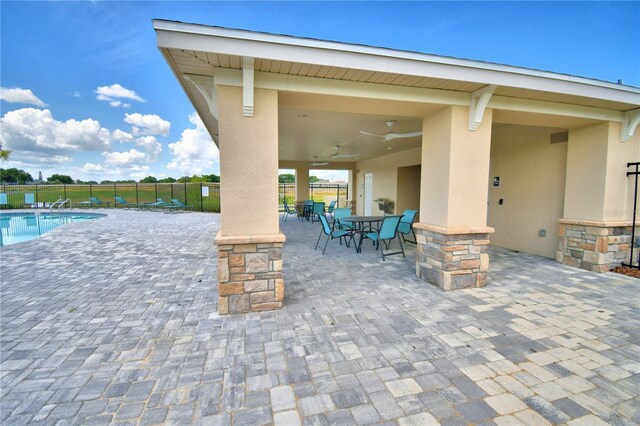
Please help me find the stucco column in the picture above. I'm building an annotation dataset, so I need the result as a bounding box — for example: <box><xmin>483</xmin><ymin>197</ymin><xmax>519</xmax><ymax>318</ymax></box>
<box><xmin>295</xmin><ymin>167</ymin><xmax>310</xmax><ymax>202</ymax></box>
<box><xmin>558</xmin><ymin>122</ymin><xmax>639</xmax><ymax>271</ymax></box>
<box><xmin>415</xmin><ymin>106</ymin><xmax>494</xmax><ymax>290</ymax></box>
<box><xmin>214</xmin><ymin>86</ymin><xmax>285</xmax><ymax>314</ymax></box>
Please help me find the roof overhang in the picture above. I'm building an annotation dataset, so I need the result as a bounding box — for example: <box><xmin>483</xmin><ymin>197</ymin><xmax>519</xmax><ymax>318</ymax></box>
<box><xmin>154</xmin><ymin>19</ymin><xmax>640</xmax><ymax>153</ymax></box>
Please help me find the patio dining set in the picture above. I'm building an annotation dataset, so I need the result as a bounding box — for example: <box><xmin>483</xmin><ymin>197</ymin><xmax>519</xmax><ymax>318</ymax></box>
<box><xmin>282</xmin><ymin>199</ymin><xmax>418</xmax><ymax>260</ymax></box>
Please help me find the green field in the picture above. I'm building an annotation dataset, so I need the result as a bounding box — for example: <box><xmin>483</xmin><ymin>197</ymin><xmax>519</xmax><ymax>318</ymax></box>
<box><xmin>1</xmin><ymin>183</ymin><xmax>348</xmax><ymax>212</ymax></box>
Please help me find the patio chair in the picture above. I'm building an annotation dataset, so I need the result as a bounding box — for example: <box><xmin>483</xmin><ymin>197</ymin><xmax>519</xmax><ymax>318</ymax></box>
<box><xmin>311</xmin><ymin>202</ymin><xmax>326</xmax><ymax>223</ymax></box>
<box><xmin>332</xmin><ymin>208</ymin><xmax>354</xmax><ymax>231</ymax></box>
<box><xmin>325</xmin><ymin>200</ymin><xmax>337</xmax><ymax>218</ymax></box>
<box><xmin>315</xmin><ymin>213</ymin><xmax>353</xmax><ymax>255</ymax></box>
<box><xmin>0</xmin><ymin>193</ymin><xmax>7</xmax><ymax>209</ymax></box>
<box><xmin>398</xmin><ymin>209</ymin><xmax>419</xmax><ymax>244</ymax></box>
<box><xmin>361</xmin><ymin>215</ymin><xmax>405</xmax><ymax>261</ymax></box>
<box><xmin>24</xmin><ymin>193</ymin><xmax>36</xmax><ymax>208</ymax></box>
<box><xmin>148</xmin><ymin>198</ymin><xmax>172</xmax><ymax>210</ymax></box>
<box><xmin>281</xmin><ymin>201</ymin><xmax>298</xmax><ymax>222</ymax></box>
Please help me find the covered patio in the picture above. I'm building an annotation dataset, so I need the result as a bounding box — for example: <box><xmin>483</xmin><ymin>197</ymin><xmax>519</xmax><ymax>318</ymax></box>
<box><xmin>1</xmin><ymin>209</ymin><xmax>638</xmax><ymax>424</ymax></box>
<box><xmin>154</xmin><ymin>20</ymin><xmax>639</xmax><ymax>315</ymax></box>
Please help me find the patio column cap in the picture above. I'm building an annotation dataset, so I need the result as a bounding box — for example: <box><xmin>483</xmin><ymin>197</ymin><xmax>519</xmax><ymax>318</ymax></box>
<box><xmin>558</xmin><ymin>218</ymin><xmax>637</xmax><ymax>227</ymax></box>
<box><xmin>413</xmin><ymin>223</ymin><xmax>495</xmax><ymax>235</ymax></box>
<box><xmin>214</xmin><ymin>232</ymin><xmax>286</xmax><ymax>245</ymax></box>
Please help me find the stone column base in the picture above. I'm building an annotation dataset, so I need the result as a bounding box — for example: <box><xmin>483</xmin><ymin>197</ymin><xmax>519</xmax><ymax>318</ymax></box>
<box><xmin>414</xmin><ymin>224</ymin><xmax>494</xmax><ymax>290</ymax></box>
<box><xmin>214</xmin><ymin>232</ymin><xmax>286</xmax><ymax>315</ymax></box>
<box><xmin>557</xmin><ymin>219</ymin><xmax>638</xmax><ymax>272</ymax></box>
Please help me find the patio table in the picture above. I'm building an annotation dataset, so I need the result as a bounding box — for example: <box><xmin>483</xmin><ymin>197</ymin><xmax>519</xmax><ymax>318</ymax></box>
<box><xmin>342</xmin><ymin>215</ymin><xmax>385</xmax><ymax>253</ymax></box>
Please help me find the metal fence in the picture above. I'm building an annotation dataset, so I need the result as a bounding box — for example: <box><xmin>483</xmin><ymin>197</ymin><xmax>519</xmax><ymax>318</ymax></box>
<box><xmin>278</xmin><ymin>183</ymin><xmax>348</xmax><ymax>210</ymax></box>
<box><xmin>0</xmin><ymin>183</ymin><xmax>221</xmax><ymax>212</ymax></box>
<box><xmin>1</xmin><ymin>182</ymin><xmax>348</xmax><ymax>212</ymax></box>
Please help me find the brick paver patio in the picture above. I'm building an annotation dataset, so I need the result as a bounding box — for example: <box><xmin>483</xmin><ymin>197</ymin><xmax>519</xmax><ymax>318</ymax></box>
<box><xmin>1</xmin><ymin>209</ymin><xmax>638</xmax><ymax>425</ymax></box>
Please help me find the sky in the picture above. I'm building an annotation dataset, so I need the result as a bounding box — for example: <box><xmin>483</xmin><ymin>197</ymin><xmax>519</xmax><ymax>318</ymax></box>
<box><xmin>1</xmin><ymin>1</ymin><xmax>639</xmax><ymax>183</ymax></box>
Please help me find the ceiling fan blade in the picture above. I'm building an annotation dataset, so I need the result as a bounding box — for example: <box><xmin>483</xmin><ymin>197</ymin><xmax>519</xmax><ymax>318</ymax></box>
<box><xmin>311</xmin><ymin>161</ymin><xmax>329</xmax><ymax>166</ymax></box>
<box><xmin>336</xmin><ymin>153</ymin><xmax>358</xmax><ymax>158</ymax></box>
<box><xmin>360</xmin><ymin>131</ymin><xmax>385</xmax><ymax>138</ymax></box>
<box><xmin>396</xmin><ymin>131</ymin><xmax>423</xmax><ymax>138</ymax></box>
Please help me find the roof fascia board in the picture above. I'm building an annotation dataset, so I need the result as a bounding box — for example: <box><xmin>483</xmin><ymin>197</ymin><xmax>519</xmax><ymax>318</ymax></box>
<box><xmin>208</xmin><ymin>67</ymin><xmax>624</xmax><ymax>123</ymax></box>
<box><xmin>155</xmin><ymin>22</ymin><xmax>640</xmax><ymax>107</ymax></box>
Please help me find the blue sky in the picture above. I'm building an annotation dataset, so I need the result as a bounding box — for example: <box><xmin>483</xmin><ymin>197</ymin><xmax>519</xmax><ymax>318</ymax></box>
<box><xmin>1</xmin><ymin>1</ymin><xmax>638</xmax><ymax>182</ymax></box>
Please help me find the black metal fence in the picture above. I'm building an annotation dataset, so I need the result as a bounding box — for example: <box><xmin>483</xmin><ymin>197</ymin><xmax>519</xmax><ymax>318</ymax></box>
<box><xmin>1</xmin><ymin>182</ymin><xmax>349</xmax><ymax>213</ymax></box>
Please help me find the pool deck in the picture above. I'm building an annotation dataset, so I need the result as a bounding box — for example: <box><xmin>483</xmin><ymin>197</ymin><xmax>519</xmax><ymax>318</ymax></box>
<box><xmin>1</xmin><ymin>209</ymin><xmax>638</xmax><ymax>425</ymax></box>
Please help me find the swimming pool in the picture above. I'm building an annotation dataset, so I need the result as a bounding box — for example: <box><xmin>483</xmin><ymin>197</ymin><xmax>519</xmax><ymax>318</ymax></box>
<box><xmin>0</xmin><ymin>212</ymin><xmax>104</xmax><ymax>247</ymax></box>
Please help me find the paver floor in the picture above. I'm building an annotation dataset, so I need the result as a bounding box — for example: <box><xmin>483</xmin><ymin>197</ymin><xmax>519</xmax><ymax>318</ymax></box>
<box><xmin>1</xmin><ymin>209</ymin><xmax>638</xmax><ymax>425</ymax></box>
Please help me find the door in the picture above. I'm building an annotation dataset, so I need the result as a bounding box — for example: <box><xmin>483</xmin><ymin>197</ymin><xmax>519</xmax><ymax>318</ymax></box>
<box><xmin>364</xmin><ymin>173</ymin><xmax>373</xmax><ymax>216</ymax></box>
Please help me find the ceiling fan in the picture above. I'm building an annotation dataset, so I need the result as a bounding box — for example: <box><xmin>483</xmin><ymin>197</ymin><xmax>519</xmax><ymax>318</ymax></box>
<box><xmin>323</xmin><ymin>145</ymin><xmax>358</xmax><ymax>159</ymax></box>
<box><xmin>360</xmin><ymin>120</ymin><xmax>422</xmax><ymax>141</ymax></box>
<box><xmin>310</xmin><ymin>156</ymin><xmax>329</xmax><ymax>166</ymax></box>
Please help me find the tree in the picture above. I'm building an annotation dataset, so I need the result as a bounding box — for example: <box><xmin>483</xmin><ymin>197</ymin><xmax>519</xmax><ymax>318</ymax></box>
<box><xmin>158</xmin><ymin>177</ymin><xmax>177</xmax><ymax>183</ymax></box>
<box><xmin>0</xmin><ymin>142</ymin><xmax>11</xmax><ymax>161</ymax></box>
<box><xmin>0</xmin><ymin>168</ymin><xmax>33</xmax><ymax>184</ymax></box>
<box><xmin>47</xmin><ymin>174</ymin><xmax>74</xmax><ymax>184</ymax></box>
<box><xmin>309</xmin><ymin>175</ymin><xmax>320</xmax><ymax>183</ymax></box>
<box><xmin>139</xmin><ymin>176</ymin><xmax>158</xmax><ymax>183</ymax></box>
<box><xmin>100</xmin><ymin>180</ymin><xmax>114</xmax><ymax>184</ymax></box>
<box><xmin>278</xmin><ymin>173</ymin><xmax>295</xmax><ymax>183</ymax></box>
<box><xmin>203</xmin><ymin>174</ymin><xmax>220</xmax><ymax>182</ymax></box>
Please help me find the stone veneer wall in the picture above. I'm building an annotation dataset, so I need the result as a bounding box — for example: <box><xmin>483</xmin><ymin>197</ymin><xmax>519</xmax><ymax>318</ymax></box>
<box><xmin>557</xmin><ymin>220</ymin><xmax>638</xmax><ymax>272</ymax></box>
<box><xmin>415</xmin><ymin>225</ymin><xmax>492</xmax><ymax>290</ymax></box>
<box><xmin>215</xmin><ymin>234</ymin><xmax>285</xmax><ymax>315</ymax></box>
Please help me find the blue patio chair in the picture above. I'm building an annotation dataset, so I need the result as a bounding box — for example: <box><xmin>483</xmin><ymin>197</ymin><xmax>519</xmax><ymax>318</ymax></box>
<box><xmin>0</xmin><ymin>193</ymin><xmax>7</xmax><ymax>209</ymax></box>
<box><xmin>332</xmin><ymin>208</ymin><xmax>354</xmax><ymax>231</ymax></box>
<box><xmin>315</xmin><ymin>213</ymin><xmax>353</xmax><ymax>255</ymax></box>
<box><xmin>24</xmin><ymin>193</ymin><xmax>36</xmax><ymax>208</ymax></box>
<box><xmin>326</xmin><ymin>200</ymin><xmax>337</xmax><ymax>218</ymax></box>
<box><xmin>114</xmin><ymin>196</ymin><xmax>137</xmax><ymax>208</ymax></box>
<box><xmin>398</xmin><ymin>209</ymin><xmax>419</xmax><ymax>244</ymax></box>
<box><xmin>311</xmin><ymin>201</ymin><xmax>325</xmax><ymax>223</ymax></box>
<box><xmin>361</xmin><ymin>215</ymin><xmax>405</xmax><ymax>261</ymax></box>
<box><xmin>281</xmin><ymin>201</ymin><xmax>298</xmax><ymax>222</ymax></box>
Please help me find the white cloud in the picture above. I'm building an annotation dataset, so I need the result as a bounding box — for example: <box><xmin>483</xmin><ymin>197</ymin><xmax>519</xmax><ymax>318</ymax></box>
<box><xmin>0</xmin><ymin>108</ymin><xmax>111</xmax><ymax>163</ymax></box>
<box><xmin>167</xmin><ymin>112</ymin><xmax>218</xmax><ymax>174</ymax></box>
<box><xmin>134</xmin><ymin>136</ymin><xmax>162</xmax><ymax>162</ymax></box>
<box><xmin>96</xmin><ymin>83</ymin><xmax>145</xmax><ymax>102</ymax></box>
<box><xmin>95</xmin><ymin>83</ymin><xmax>144</xmax><ymax>108</ymax></box>
<box><xmin>80</xmin><ymin>163</ymin><xmax>106</xmax><ymax>173</ymax></box>
<box><xmin>74</xmin><ymin>162</ymin><xmax>151</xmax><ymax>182</ymax></box>
<box><xmin>112</xmin><ymin>129</ymin><xmax>134</xmax><ymax>142</ymax></box>
<box><xmin>0</xmin><ymin>87</ymin><xmax>48</xmax><ymax>107</ymax></box>
<box><xmin>72</xmin><ymin>91</ymin><xmax>81</xmax><ymax>98</ymax></box>
<box><xmin>124</xmin><ymin>113</ymin><xmax>170</xmax><ymax>136</ymax></box>
<box><xmin>103</xmin><ymin>149</ymin><xmax>147</xmax><ymax>166</ymax></box>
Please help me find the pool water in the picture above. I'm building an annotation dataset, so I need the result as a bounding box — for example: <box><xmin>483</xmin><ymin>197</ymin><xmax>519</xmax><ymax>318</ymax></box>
<box><xmin>0</xmin><ymin>212</ymin><xmax>104</xmax><ymax>247</ymax></box>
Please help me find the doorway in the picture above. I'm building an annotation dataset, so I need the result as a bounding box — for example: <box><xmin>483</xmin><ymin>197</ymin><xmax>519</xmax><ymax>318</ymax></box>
<box><xmin>364</xmin><ymin>173</ymin><xmax>373</xmax><ymax>215</ymax></box>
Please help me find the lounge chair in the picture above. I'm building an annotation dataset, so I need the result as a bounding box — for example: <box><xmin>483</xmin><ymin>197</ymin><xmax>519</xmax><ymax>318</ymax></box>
<box><xmin>77</xmin><ymin>197</ymin><xmax>108</xmax><ymax>208</ymax></box>
<box><xmin>146</xmin><ymin>198</ymin><xmax>171</xmax><ymax>210</ymax></box>
<box><xmin>114</xmin><ymin>196</ymin><xmax>138</xmax><ymax>208</ymax></box>
<box><xmin>0</xmin><ymin>193</ymin><xmax>7</xmax><ymax>209</ymax></box>
<box><xmin>170</xmin><ymin>199</ymin><xmax>191</xmax><ymax>211</ymax></box>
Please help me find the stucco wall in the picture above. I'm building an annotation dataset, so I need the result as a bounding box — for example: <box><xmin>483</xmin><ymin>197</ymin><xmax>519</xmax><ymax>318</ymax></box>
<box><xmin>487</xmin><ymin>125</ymin><xmax>567</xmax><ymax>258</ymax></box>
<box><xmin>355</xmin><ymin>147</ymin><xmax>421</xmax><ymax>216</ymax></box>
<box><xmin>396</xmin><ymin>165</ymin><xmax>421</xmax><ymax>216</ymax></box>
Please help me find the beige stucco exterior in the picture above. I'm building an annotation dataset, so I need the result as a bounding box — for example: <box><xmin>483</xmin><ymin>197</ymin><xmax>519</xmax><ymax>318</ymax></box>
<box><xmin>355</xmin><ymin>147</ymin><xmax>421</xmax><ymax>216</ymax></box>
<box><xmin>488</xmin><ymin>125</ymin><xmax>568</xmax><ymax>258</ymax></box>
<box><xmin>565</xmin><ymin>122</ymin><xmax>640</xmax><ymax>222</ymax></box>
<box><xmin>218</xmin><ymin>86</ymin><xmax>280</xmax><ymax>236</ymax></box>
<box><xmin>421</xmin><ymin>106</ymin><xmax>493</xmax><ymax>229</ymax></box>
<box><xmin>396</xmin><ymin>165</ymin><xmax>421</xmax><ymax>217</ymax></box>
